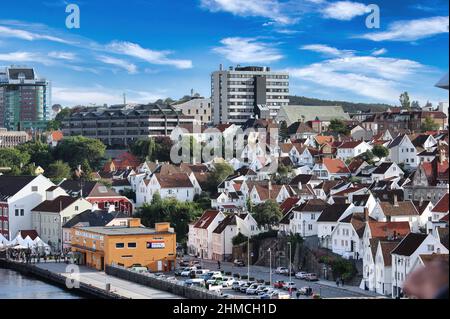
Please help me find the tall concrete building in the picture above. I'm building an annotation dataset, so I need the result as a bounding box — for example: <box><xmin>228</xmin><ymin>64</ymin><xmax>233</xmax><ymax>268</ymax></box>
<box><xmin>211</xmin><ymin>65</ymin><xmax>289</xmax><ymax>125</ymax></box>
<box><xmin>0</xmin><ymin>66</ymin><xmax>51</xmax><ymax>131</ymax></box>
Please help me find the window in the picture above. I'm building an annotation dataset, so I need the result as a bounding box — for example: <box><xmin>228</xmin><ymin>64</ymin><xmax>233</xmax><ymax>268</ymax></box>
<box><xmin>75</xmin><ymin>206</ymin><xmax>79</xmax><ymax>211</ymax></box>
<box><xmin>128</xmin><ymin>242</ymin><xmax>137</xmax><ymax>248</ymax></box>
<box><xmin>427</xmin><ymin>245</ymin><xmax>434</xmax><ymax>252</ymax></box>
<box><xmin>31</xmin><ymin>186</ymin><xmax>38</xmax><ymax>192</ymax></box>
<box><xmin>116</xmin><ymin>243</ymin><xmax>125</xmax><ymax>249</ymax></box>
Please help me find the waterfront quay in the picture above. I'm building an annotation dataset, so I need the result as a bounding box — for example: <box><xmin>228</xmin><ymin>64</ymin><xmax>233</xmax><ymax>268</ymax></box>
<box><xmin>0</xmin><ymin>260</ymin><xmax>180</xmax><ymax>299</ymax></box>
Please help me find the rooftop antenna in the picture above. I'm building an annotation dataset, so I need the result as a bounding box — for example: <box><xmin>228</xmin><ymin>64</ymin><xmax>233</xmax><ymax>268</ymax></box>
<box><xmin>123</xmin><ymin>93</ymin><xmax>127</xmax><ymax>105</ymax></box>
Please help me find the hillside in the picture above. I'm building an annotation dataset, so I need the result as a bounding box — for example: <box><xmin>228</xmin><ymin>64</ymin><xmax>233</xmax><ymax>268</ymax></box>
<box><xmin>288</xmin><ymin>96</ymin><xmax>392</xmax><ymax>113</ymax></box>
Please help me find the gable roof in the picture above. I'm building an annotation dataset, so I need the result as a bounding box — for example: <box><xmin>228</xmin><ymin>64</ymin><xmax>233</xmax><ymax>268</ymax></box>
<box><xmin>290</xmin><ymin>174</ymin><xmax>314</xmax><ymax>186</ymax></box>
<box><xmin>317</xmin><ymin>203</ymin><xmax>350</xmax><ymax>222</ymax></box>
<box><xmin>338</xmin><ymin>140</ymin><xmax>363</xmax><ymax>149</ymax></box>
<box><xmin>294</xmin><ymin>199</ymin><xmax>329</xmax><ymax>213</ymax></box>
<box><xmin>155</xmin><ymin>173</ymin><xmax>193</xmax><ymax>188</ymax></box>
<box><xmin>62</xmin><ymin>209</ymin><xmax>127</xmax><ymax>228</ymax></box>
<box><xmin>419</xmin><ymin>253</ymin><xmax>449</xmax><ymax>266</ymax></box>
<box><xmin>0</xmin><ymin>176</ymin><xmax>37</xmax><ymax>201</ymax></box>
<box><xmin>280</xmin><ymin>197</ymin><xmax>300</xmax><ymax>215</ymax></box>
<box><xmin>194</xmin><ymin>210</ymin><xmax>221</xmax><ymax>229</ymax></box>
<box><xmin>372</xmin><ymin>162</ymin><xmax>395</xmax><ymax>175</ymax></box>
<box><xmin>340</xmin><ymin>212</ymin><xmax>372</xmax><ymax>238</ymax></box>
<box><xmin>379</xmin><ymin>201</ymin><xmax>419</xmax><ymax>217</ymax></box>
<box><xmin>379</xmin><ymin>241</ymin><xmax>401</xmax><ymax>266</ymax></box>
<box><xmin>391</xmin><ymin>233</ymin><xmax>428</xmax><ymax>256</ymax></box>
<box><xmin>322</xmin><ymin>158</ymin><xmax>350</xmax><ymax>174</ymax></box>
<box><xmin>432</xmin><ymin>194</ymin><xmax>449</xmax><ymax>213</ymax></box>
<box><xmin>32</xmin><ymin>196</ymin><xmax>79</xmax><ymax>213</ymax></box>
<box><xmin>18</xmin><ymin>230</ymin><xmax>39</xmax><ymax>241</ymax></box>
<box><xmin>368</xmin><ymin>221</ymin><xmax>410</xmax><ymax>239</ymax></box>
<box><xmin>437</xmin><ymin>228</ymin><xmax>449</xmax><ymax>250</ymax></box>
<box><xmin>212</xmin><ymin>214</ymin><xmax>240</xmax><ymax>234</ymax></box>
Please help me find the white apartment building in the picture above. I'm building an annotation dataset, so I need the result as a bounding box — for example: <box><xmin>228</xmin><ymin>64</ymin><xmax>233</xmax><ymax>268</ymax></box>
<box><xmin>174</xmin><ymin>96</ymin><xmax>212</xmax><ymax>125</ymax></box>
<box><xmin>211</xmin><ymin>65</ymin><xmax>289</xmax><ymax>125</ymax></box>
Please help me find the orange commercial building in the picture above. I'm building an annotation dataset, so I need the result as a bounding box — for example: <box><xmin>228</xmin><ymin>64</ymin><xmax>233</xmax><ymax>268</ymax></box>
<box><xmin>71</xmin><ymin>219</ymin><xmax>176</xmax><ymax>272</ymax></box>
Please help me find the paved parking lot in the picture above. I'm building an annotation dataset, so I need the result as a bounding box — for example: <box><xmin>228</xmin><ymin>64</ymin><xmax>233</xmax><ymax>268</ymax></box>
<box><xmin>176</xmin><ymin>256</ymin><xmax>381</xmax><ymax>299</ymax></box>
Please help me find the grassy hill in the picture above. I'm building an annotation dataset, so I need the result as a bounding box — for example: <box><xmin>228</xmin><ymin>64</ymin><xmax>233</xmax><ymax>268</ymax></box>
<box><xmin>289</xmin><ymin>96</ymin><xmax>392</xmax><ymax>113</ymax></box>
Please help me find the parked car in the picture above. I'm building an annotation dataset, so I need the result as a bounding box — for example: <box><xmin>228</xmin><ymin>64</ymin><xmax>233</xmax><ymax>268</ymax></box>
<box><xmin>295</xmin><ymin>271</ymin><xmax>308</xmax><ymax>280</ymax></box>
<box><xmin>239</xmin><ymin>282</ymin><xmax>252</xmax><ymax>293</ymax></box>
<box><xmin>233</xmin><ymin>259</ymin><xmax>245</xmax><ymax>267</ymax></box>
<box><xmin>129</xmin><ymin>266</ymin><xmax>148</xmax><ymax>273</ymax></box>
<box><xmin>221</xmin><ymin>277</ymin><xmax>235</xmax><ymax>288</ymax></box>
<box><xmin>258</xmin><ymin>287</ymin><xmax>274</xmax><ymax>296</ymax></box>
<box><xmin>270</xmin><ymin>290</ymin><xmax>290</xmax><ymax>299</ymax></box>
<box><xmin>232</xmin><ymin>281</ymin><xmax>244</xmax><ymax>291</ymax></box>
<box><xmin>283</xmin><ymin>282</ymin><xmax>297</xmax><ymax>291</ymax></box>
<box><xmin>206</xmin><ymin>275</ymin><xmax>223</xmax><ymax>285</ymax></box>
<box><xmin>305</xmin><ymin>273</ymin><xmax>319</xmax><ymax>281</ymax></box>
<box><xmin>180</xmin><ymin>267</ymin><xmax>197</xmax><ymax>277</ymax></box>
<box><xmin>298</xmin><ymin>287</ymin><xmax>313</xmax><ymax>296</ymax></box>
<box><xmin>273</xmin><ymin>280</ymin><xmax>286</xmax><ymax>289</ymax></box>
<box><xmin>275</xmin><ymin>267</ymin><xmax>288</xmax><ymax>274</ymax></box>
<box><xmin>246</xmin><ymin>284</ymin><xmax>261</xmax><ymax>295</ymax></box>
<box><xmin>179</xmin><ymin>260</ymin><xmax>189</xmax><ymax>267</ymax></box>
<box><xmin>255</xmin><ymin>285</ymin><xmax>268</xmax><ymax>294</ymax></box>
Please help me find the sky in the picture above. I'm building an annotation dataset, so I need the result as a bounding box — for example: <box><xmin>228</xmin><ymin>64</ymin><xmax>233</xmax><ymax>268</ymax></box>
<box><xmin>0</xmin><ymin>0</ymin><xmax>448</xmax><ymax>107</ymax></box>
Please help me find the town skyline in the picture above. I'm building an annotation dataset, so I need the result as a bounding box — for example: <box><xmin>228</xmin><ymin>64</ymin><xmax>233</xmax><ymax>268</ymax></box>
<box><xmin>0</xmin><ymin>0</ymin><xmax>449</xmax><ymax>107</ymax></box>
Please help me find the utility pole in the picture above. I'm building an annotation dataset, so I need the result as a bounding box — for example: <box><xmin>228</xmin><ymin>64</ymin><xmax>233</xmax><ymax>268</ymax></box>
<box><xmin>247</xmin><ymin>236</ymin><xmax>250</xmax><ymax>280</ymax></box>
<box><xmin>268</xmin><ymin>248</ymin><xmax>272</xmax><ymax>286</ymax></box>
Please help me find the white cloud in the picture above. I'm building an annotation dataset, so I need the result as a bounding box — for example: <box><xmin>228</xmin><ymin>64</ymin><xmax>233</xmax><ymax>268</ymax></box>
<box><xmin>200</xmin><ymin>0</ymin><xmax>296</xmax><ymax>25</ymax></box>
<box><xmin>107</xmin><ymin>41</ymin><xmax>193</xmax><ymax>69</ymax></box>
<box><xmin>322</xmin><ymin>1</ymin><xmax>368</xmax><ymax>21</ymax></box>
<box><xmin>0</xmin><ymin>25</ymin><xmax>73</xmax><ymax>44</ymax></box>
<box><xmin>52</xmin><ymin>86</ymin><xmax>165</xmax><ymax>107</ymax></box>
<box><xmin>301</xmin><ymin>44</ymin><xmax>355</xmax><ymax>57</ymax></box>
<box><xmin>358</xmin><ymin>16</ymin><xmax>449</xmax><ymax>42</ymax></box>
<box><xmin>48</xmin><ymin>51</ymin><xmax>77</xmax><ymax>61</ymax></box>
<box><xmin>286</xmin><ymin>53</ymin><xmax>428</xmax><ymax>102</ymax></box>
<box><xmin>371</xmin><ymin>48</ymin><xmax>387</xmax><ymax>56</ymax></box>
<box><xmin>0</xmin><ymin>51</ymin><xmax>52</xmax><ymax>65</ymax></box>
<box><xmin>214</xmin><ymin>37</ymin><xmax>283</xmax><ymax>63</ymax></box>
<box><xmin>97</xmin><ymin>55</ymin><xmax>138</xmax><ymax>74</ymax></box>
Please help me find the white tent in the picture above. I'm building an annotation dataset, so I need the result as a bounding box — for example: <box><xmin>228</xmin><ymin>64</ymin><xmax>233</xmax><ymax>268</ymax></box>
<box><xmin>12</xmin><ymin>244</ymin><xmax>29</xmax><ymax>250</ymax></box>
<box><xmin>9</xmin><ymin>234</ymin><xmax>25</xmax><ymax>247</ymax></box>
<box><xmin>0</xmin><ymin>233</ymin><xmax>9</xmax><ymax>245</ymax></box>
<box><xmin>23</xmin><ymin>236</ymin><xmax>35</xmax><ymax>248</ymax></box>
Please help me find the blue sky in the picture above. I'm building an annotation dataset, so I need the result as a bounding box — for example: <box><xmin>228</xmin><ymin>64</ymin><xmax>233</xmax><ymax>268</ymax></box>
<box><xmin>0</xmin><ymin>0</ymin><xmax>448</xmax><ymax>107</ymax></box>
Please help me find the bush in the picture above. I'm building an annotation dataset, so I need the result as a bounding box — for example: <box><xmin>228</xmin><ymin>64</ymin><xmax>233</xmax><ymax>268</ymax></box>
<box><xmin>241</xmin><ymin>275</ymin><xmax>248</xmax><ymax>280</ymax></box>
<box><xmin>232</xmin><ymin>233</ymin><xmax>248</xmax><ymax>246</ymax></box>
<box><xmin>249</xmin><ymin>277</ymin><xmax>255</xmax><ymax>281</ymax></box>
<box><xmin>250</xmin><ymin>230</ymin><xmax>278</xmax><ymax>242</ymax></box>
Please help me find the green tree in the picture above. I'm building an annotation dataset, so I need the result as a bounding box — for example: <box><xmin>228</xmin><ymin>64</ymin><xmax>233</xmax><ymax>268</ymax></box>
<box><xmin>135</xmin><ymin>194</ymin><xmax>203</xmax><ymax>242</ymax></box>
<box><xmin>279</xmin><ymin>121</ymin><xmax>289</xmax><ymax>141</ymax></box>
<box><xmin>53</xmin><ymin>136</ymin><xmax>106</xmax><ymax>170</ymax></box>
<box><xmin>0</xmin><ymin>148</ymin><xmax>30</xmax><ymax>175</ymax></box>
<box><xmin>16</xmin><ymin>140</ymin><xmax>54</xmax><ymax>170</ymax></box>
<box><xmin>46</xmin><ymin>108</ymin><xmax>72</xmax><ymax>131</ymax></box>
<box><xmin>421</xmin><ymin>116</ymin><xmax>440</xmax><ymax>132</ymax></box>
<box><xmin>411</xmin><ymin>101</ymin><xmax>420</xmax><ymax>109</ymax></box>
<box><xmin>372</xmin><ymin>145</ymin><xmax>389</xmax><ymax>159</ymax></box>
<box><xmin>206</xmin><ymin>162</ymin><xmax>234</xmax><ymax>192</ymax></box>
<box><xmin>399</xmin><ymin>92</ymin><xmax>411</xmax><ymax>109</ymax></box>
<box><xmin>252</xmin><ymin>200</ymin><xmax>282</xmax><ymax>228</ymax></box>
<box><xmin>193</xmin><ymin>192</ymin><xmax>212</xmax><ymax>210</ymax></box>
<box><xmin>47</xmin><ymin>160</ymin><xmax>71</xmax><ymax>181</ymax></box>
<box><xmin>328</xmin><ymin>119</ymin><xmax>349</xmax><ymax>135</ymax></box>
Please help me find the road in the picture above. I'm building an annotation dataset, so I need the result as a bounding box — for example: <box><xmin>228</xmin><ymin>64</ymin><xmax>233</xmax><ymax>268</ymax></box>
<box><xmin>36</xmin><ymin>262</ymin><xmax>180</xmax><ymax>299</ymax></box>
<box><xmin>182</xmin><ymin>256</ymin><xmax>381</xmax><ymax>299</ymax></box>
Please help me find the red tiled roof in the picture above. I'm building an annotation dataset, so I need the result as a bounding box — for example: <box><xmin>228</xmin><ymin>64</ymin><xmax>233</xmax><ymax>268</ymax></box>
<box><xmin>379</xmin><ymin>201</ymin><xmax>419</xmax><ymax>217</ymax></box>
<box><xmin>432</xmin><ymin>194</ymin><xmax>449</xmax><ymax>213</ymax></box>
<box><xmin>368</xmin><ymin>221</ymin><xmax>410</xmax><ymax>239</ymax></box>
<box><xmin>194</xmin><ymin>210</ymin><xmax>221</xmax><ymax>229</ymax></box>
<box><xmin>51</xmin><ymin>131</ymin><xmax>63</xmax><ymax>141</ymax></box>
<box><xmin>315</xmin><ymin>135</ymin><xmax>334</xmax><ymax>145</ymax></box>
<box><xmin>280</xmin><ymin>197</ymin><xmax>300</xmax><ymax>215</ymax></box>
<box><xmin>156</xmin><ymin>173</ymin><xmax>193</xmax><ymax>188</ymax></box>
<box><xmin>440</xmin><ymin>214</ymin><xmax>449</xmax><ymax>222</ymax></box>
<box><xmin>338</xmin><ymin>141</ymin><xmax>363</xmax><ymax>149</ymax></box>
<box><xmin>323</xmin><ymin>158</ymin><xmax>350</xmax><ymax>174</ymax></box>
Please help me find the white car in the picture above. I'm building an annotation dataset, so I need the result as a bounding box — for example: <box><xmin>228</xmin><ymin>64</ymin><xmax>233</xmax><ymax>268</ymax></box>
<box><xmin>246</xmin><ymin>284</ymin><xmax>261</xmax><ymax>295</ymax></box>
<box><xmin>271</xmin><ymin>290</ymin><xmax>291</xmax><ymax>299</ymax></box>
<box><xmin>295</xmin><ymin>271</ymin><xmax>308</xmax><ymax>280</ymax></box>
<box><xmin>275</xmin><ymin>267</ymin><xmax>288</xmax><ymax>274</ymax></box>
<box><xmin>221</xmin><ymin>277</ymin><xmax>235</xmax><ymax>288</ymax></box>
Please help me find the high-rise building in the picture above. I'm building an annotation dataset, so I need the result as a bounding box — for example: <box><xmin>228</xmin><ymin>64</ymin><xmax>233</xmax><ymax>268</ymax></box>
<box><xmin>211</xmin><ymin>65</ymin><xmax>289</xmax><ymax>125</ymax></box>
<box><xmin>0</xmin><ymin>66</ymin><xmax>51</xmax><ymax>131</ymax></box>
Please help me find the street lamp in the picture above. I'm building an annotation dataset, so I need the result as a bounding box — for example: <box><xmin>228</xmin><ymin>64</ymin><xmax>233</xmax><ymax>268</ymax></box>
<box><xmin>287</xmin><ymin>242</ymin><xmax>292</xmax><ymax>283</ymax></box>
<box><xmin>247</xmin><ymin>235</ymin><xmax>250</xmax><ymax>280</ymax></box>
<box><xmin>268</xmin><ymin>248</ymin><xmax>272</xmax><ymax>286</ymax></box>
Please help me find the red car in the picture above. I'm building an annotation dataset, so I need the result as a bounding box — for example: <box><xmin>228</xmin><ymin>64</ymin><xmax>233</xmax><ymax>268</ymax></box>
<box><xmin>273</xmin><ymin>280</ymin><xmax>286</xmax><ymax>289</ymax></box>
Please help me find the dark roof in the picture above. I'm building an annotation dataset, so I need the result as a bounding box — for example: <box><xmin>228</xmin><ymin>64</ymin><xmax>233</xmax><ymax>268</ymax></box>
<box><xmin>379</xmin><ymin>241</ymin><xmax>401</xmax><ymax>266</ymax></box>
<box><xmin>280</xmin><ymin>197</ymin><xmax>300</xmax><ymax>214</ymax></box>
<box><xmin>352</xmin><ymin>194</ymin><xmax>370</xmax><ymax>206</ymax></box>
<box><xmin>59</xmin><ymin>180</ymin><xmax>120</xmax><ymax>198</ymax></box>
<box><xmin>290</xmin><ymin>174</ymin><xmax>313</xmax><ymax>186</ymax></box>
<box><xmin>46</xmin><ymin>186</ymin><xmax>60</xmax><ymax>192</ymax></box>
<box><xmin>317</xmin><ymin>204</ymin><xmax>351</xmax><ymax>222</ymax></box>
<box><xmin>18</xmin><ymin>230</ymin><xmax>39</xmax><ymax>240</ymax></box>
<box><xmin>62</xmin><ymin>209</ymin><xmax>127</xmax><ymax>228</ymax></box>
<box><xmin>32</xmin><ymin>196</ymin><xmax>79</xmax><ymax>213</ymax></box>
<box><xmin>213</xmin><ymin>214</ymin><xmax>238</xmax><ymax>234</ymax></box>
<box><xmin>391</xmin><ymin>233</ymin><xmax>428</xmax><ymax>256</ymax></box>
<box><xmin>194</xmin><ymin>210</ymin><xmax>221</xmax><ymax>229</ymax></box>
<box><xmin>437</xmin><ymin>228</ymin><xmax>449</xmax><ymax>250</ymax></box>
<box><xmin>0</xmin><ymin>176</ymin><xmax>36</xmax><ymax>201</ymax></box>
<box><xmin>388</xmin><ymin>134</ymin><xmax>406</xmax><ymax>149</ymax></box>
<box><xmin>372</xmin><ymin>162</ymin><xmax>394</xmax><ymax>175</ymax></box>
<box><xmin>295</xmin><ymin>199</ymin><xmax>328</xmax><ymax>213</ymax></box>
<box><xmin>432</xmin><ymin>194</ymin><xmax>449</xmax><ymax>213</ymax></box>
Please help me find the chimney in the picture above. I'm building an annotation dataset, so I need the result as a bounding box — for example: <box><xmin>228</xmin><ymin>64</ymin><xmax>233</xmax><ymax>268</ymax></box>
<box><xmin>364</xmin><ymin>207</ymin><xmax>369</xmax><ymax>222</ymax></box>
<box><xmin>219</xmin><ymin>64</ymin><xmax>223</xmax><ymax>71</ymax></box>
<box><xmin>393</xmin><ymin>194</ymin><xmax>398</xmax><ymax>207</ymax></box>
<box><xmin>419</xmin><ymin>196</ymin><xmax>423</xmax><ymax>206</ymax></box>
<box><xmin>92</xmin><ymin>203</ymin><xmax>99</xmax><ymax>211</ymax></box>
